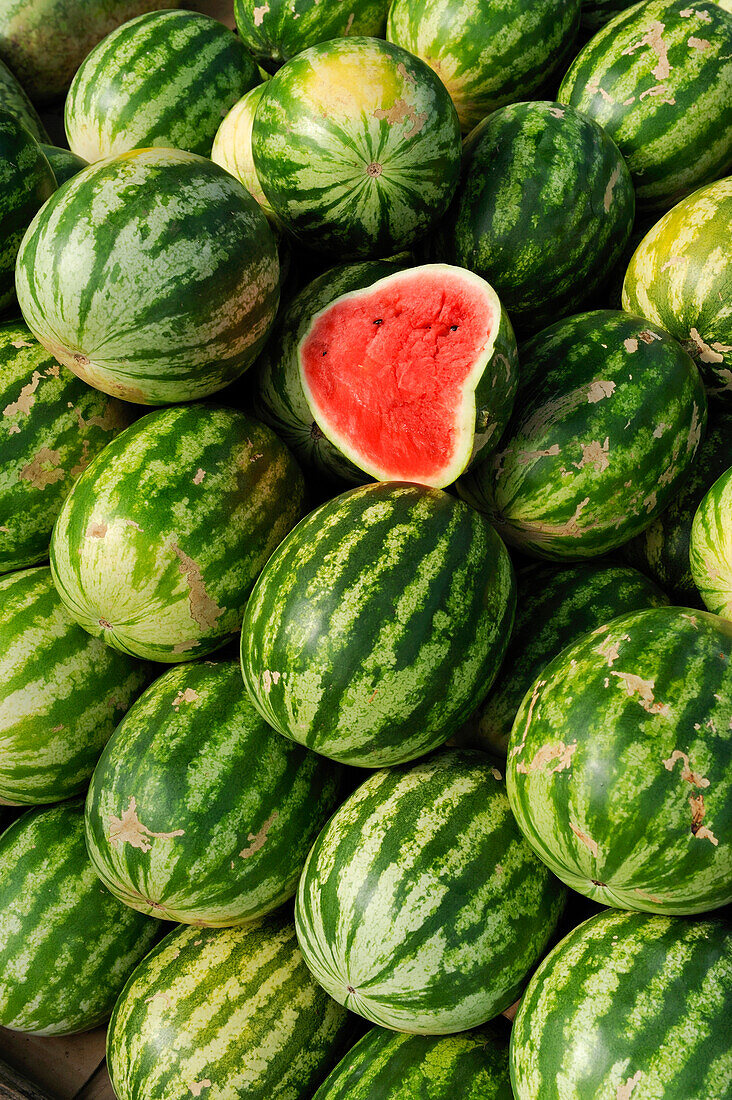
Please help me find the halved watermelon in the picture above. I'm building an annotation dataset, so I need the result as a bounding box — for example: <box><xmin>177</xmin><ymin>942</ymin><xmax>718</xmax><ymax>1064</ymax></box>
<box><xmin>298</xmin><ymin>264</ymin><xmax>518</xmax><ymax>488</ymax></box>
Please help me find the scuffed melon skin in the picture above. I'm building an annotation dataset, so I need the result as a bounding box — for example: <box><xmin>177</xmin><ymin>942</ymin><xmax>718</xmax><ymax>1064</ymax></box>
<box><xmin>298</xmin><ymin>265</ymin><xmax>518</xmax><ymax>488</ymax></box>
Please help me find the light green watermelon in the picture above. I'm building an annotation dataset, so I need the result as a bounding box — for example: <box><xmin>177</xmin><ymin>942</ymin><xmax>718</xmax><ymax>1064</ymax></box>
<box><xmin>690</xmin><ymin>466</ymin><xmax>732</xmax><ymax>619</ymax></box>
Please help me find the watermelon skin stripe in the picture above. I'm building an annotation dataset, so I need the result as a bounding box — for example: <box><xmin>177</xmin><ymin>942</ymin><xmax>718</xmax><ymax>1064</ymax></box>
<box><xmin>65</xmin><ymin>10</ymin><xmax>259</xmax><ymax>162</ymax></box>
<box><xmin>386</xmin><ymin>0</ymin><xmax>580</xmax><ymax>133</ymax></box>
<box><xmin>506</xmin><ymin>606</ymin><xmax>732</xmax><ymax>914</ymax></box>
<box><xmin>50</xmin><ymin>405</ymin><xmax>305</xmax><ymax>663</ymax></box>
<box><xmin>234</xmin><ymin>0</ymin><xmax>390</xmax><ymax>71</ymax></box>
<box><xmin>0</xmin><ymin>111</ymin><xmax>55</xmax><ymax>311</ymax></box>
<box><xmin>558</xmin><ymin>1</ymin><xmax>732</xmax><ymax>212</ymax></box>
<box><xmin>15</xmin><ymin>148</ymin><xmax>280</xmax><ymax>406</ymax></box>
<box><xmin>107</xmin><ymin>914</ymin><xmax>353</xmax><ymax>1100</ymax></box>
<box><xmin>0</xmin><ymin>568</ymin><xmax>152</xmax><ymax>806</ymax></box>
<box><xmin>510</xmin><ymin>910</ymin><xmax>732</xmax><ymax>1099</ymax></box>
<box><xmin>0</xmin><ymin>802</ymin><xmax>158</xmax><ymax>1036</ymax></box>
<box><xmin>458</xmin><ymin>311</ymin><xmax>707</xmax><ymax>561</ymax></box>
<box><xmin>0</xmin><ymin>319</ymin><xmax>132</xmax><ymax>573</ymax></box>
<box><xmin>295</xmin><ymin>751</ymin><xmax>565</xmax><ymax>1034</ymax></box>
<box><xmin>252</xmin><ymin>37</ymin><xmax>461</xmax><ymax>257</ymax></box>
<box><xmin>241</xmin><ymin>482</ymin><xmax>516</xmax><ymax>767</ymax></box>
<box><xmin>622</xmin><ymin>177</ymin><xmax>732</xmax><ymax>396</ymax></box>
<box><xmin>691</xmin><ymin>467</ymin><xmax>732</xmax><ymax>619</ymax></box>
<box><xmin>0</xmin><ymin>60</ymin><xmax>49</xmax><ymax>142</ymax></box>
<box><xmin>314</xmin><ymin>1025</ymin><xmax>512</xmax><ymax>1099</ymax></box>
<box><xmin>252</xmin><ymin>260</ymin><xmax>405</xmax><ymax>485</ymax></box>
<box><xmin>84</xmin><ymin>660</ymin><xmax>343</xmax><ymax>927</ymax></box>
<box><xmin>457</xmin><ymin>562</ymin><xmax>668</xmax><ymax>757</ymax></box>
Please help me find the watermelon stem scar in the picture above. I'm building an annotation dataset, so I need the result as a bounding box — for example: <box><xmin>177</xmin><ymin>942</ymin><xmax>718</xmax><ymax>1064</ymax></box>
<box><xmin>366</xmin><ymin>162</ymin><xmax>383</xmax><ymax>177</ymax></box>
<box><xmin>298</xmin><ymin>263</ymin><xmax>518</xmax><ymax>488</ymax></box>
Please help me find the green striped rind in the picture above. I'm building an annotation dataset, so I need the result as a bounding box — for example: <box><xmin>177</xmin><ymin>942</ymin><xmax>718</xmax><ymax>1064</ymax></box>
<box><xmin>507</xmin><ymin>605</ymin><xmax>732</xmax><ymax>914</ymax></box>
<box><xmin>241</xmin><ymin>482</ymin><xmax>516</xmax><ymax>767</ymax></box>
<box><xmin>0</xmin><ymin>111</ymin><xmax>55</xmax><ymax>311</ymax></box>
<box><xmin>457</xmin><ymin>563</ymin><xmax>668</xmax><ymax>757</ymax></box>
<box><xmin>39</xmin><ymin>144</ymin><xmax>87</xmax><ymax>186</ymax></box>
<box><xmin>212</xmin><ymin>85</ymin><xmax>280</xmax><ymax>225</ymax></box>
<box><xmin>295</xmin><ymin>750</ymin><xmax>565</xmax><ymax>1033</ymax></box>
<box><xmin>0</xmin><ymin>319</ymin><xmax>133</xmax><ymax>573</ymax></box>
<box><xmin>431</xmin><ymin>102</ymin><xmax>634</xmax><ymax>333</ymax></box>
<box><xmin>0</xmin><ymin>59</ymin><xmax>49</xmax><ymax>141</ymax></box>
<box><xmin>234</xmin><ymin>0</ymin><xmax>390</xmax><ymax>70</ymax></box>
<box><xmin>85</xmin><ymin>659</ymin><xmax>342</xmax><ymax>926</ymax></box>
<box><xmin>0</xmin><ymin>803</ymin><xmax>158</xmax><ymax>1035</ymax></box>
<box><xmin>510</xmin><ymin>910</ymin><xmax>732</xmax><ymax>1099</ymax></box>
<box><xmin>558</xmin><ymin>1</ymin><xmax>732</xmax><ymax>211</ymax></box>
<box><xmin>16</xmin><ymin>148</ymin><xmax>279</xmax><ymax>405</ymax></box>
<box><xmin>252</xmin><ymin>37</ymin><xmax>461</xmax><ymax>257</ymax></box>
<box><xmin>0</xmin><ymin>568</ymin><xmax>152</xmax><ymax>806</ymax></box>
<box><xmin>65</xmin><ymin>11</ymin><xmax>258</xmax><ymax>162</ymax></box>
<box><xmin>50</xmin><ymin>405</ymin><xmax>305</xmax><ymax>663</ymax></box>
<box><xmin>691</xmin><ymin>467</ymin><xmax>732</xmax><ymax>619</ymax></box>
<box><xmin>622</xmin><ymin>406</ymin><xmax>732</xmax><ymax>601</ymax></box>
<box><xmin>458</xmin><ymin>311</ymin><xmax>707</xmax><ymax>560</ymax></box>
<box><xmin>0</xmin><ymin>0</ymin><xmax>179</xmax><ymax>103</ymax></box>
<box><xmin>622</xmin><ymin>178</ymin><xmax>732</xmax><ymax>395</ymax></box>
<box><xmin>253</xmin><ymin>260</ymin><xmax>404</xmax><ymax>484</ymax></box>
<box><xmin>314</xmin><ymin>1024</ymin><xmax>512</xmax><ymax>1099</ymax></box>
<box><xmin>298</xmin><ymin>264</ymin><xmax>518</xmax><ymax>486</ymax></box>
<box><xmin>387</xmin><ymin>0</ymin><xmax>580</xmax><ymax>132</ymax></box>
<box><xmin>107</xmin><ymin>913</ymin><xmax>353</xmax><ymax>1100</ymax></box>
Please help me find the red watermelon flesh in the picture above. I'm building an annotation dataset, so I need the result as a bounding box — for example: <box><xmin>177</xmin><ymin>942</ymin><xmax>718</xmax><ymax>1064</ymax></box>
<box><xmin>298</xmin><ymin>264</ymin><xmax>517</xmax><ymax>488</ymax></box>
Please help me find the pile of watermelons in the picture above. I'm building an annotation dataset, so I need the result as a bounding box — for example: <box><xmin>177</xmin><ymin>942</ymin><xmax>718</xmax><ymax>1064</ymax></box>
<box><xmin>0</xmin><ymin>0</ymin><xmax>730</xmax><ymax>1096</ymax></box>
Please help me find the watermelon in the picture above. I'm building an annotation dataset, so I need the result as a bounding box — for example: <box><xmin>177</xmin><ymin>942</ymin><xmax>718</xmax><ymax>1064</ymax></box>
<box><xmin>313</xmin><ymin>1025</ymin><xmax>512</xmax><ymax>1099</ymax></box>
<box><xmin>0</xmin><ymin>59</ymin><xmax>49</xmax><ymax>142</ymax></box>
<box><xmin>107</xmin><ymin>913</ymin><xmax>353</xmax><ymax>1100</ymax></box>
<box><xmin>234</xmin><ymin>0</ymin><xmax>390</xmax><ymax>72</ymax></box>
<box><xmin>386</xmin><ymin>0</ymin><xmax>581</xmax><ymax>132</ymax></box>
<box><xmin>241</xmin><ymin>482</ymin><xmax>515</xmax><ymax>767</ymax></box>
<box><xmin>507</xmin><ymin>605</ymin><xmax>732</xmax><ymax>914</ymax></box>
<box><xmin>15</xmin><ymin>148</ymin><xmax>279</xmax><ymax>405</ymax></box>
<box><xmin>252</xmin><ymin>260</ymin><xmax>405</xmax><ymax>485</ymax></box>
<box><xmin>691</xmin><ymin>466</ymin><xmax>732</xmax><ymax>619</ymax></box>
<box><xmin>38</xmin><ymin>144</ymin><xmax>87</xmax><ymax>186</ymax></box>
<box><xmin>457</xmin><ymin>563</ymin><xmax>668</xmax><ymax>757</ymax></box>
<box><xmin>622</xmin><ymin>177</ymin><xmax>732</xmax><ymax>396</ymax></box>
<box><xmin>212</xmin><ymin>85</ymin><xmax>280</xmax><ymax>226</ymax></box>
<box><xmin>295</xmin><ymin>750</ymin><xmax>565</xmax><ymax>1033</ymax></box>
<box><xmin>0</xmin><ymin>802</ymin><xmax>158</xmax><ymax>1035</ymax></box>
<box><xmin>430</xmin><ymin>101</ymin><xmax>634</xmax><ymax>333</ymax></box>
<box><xmin>0</xmin><ymin>567</ymin><xmax>152</xmax><ymax>807</ymax></box>
<box><xmin>251</xmin><ymin>37</ymin><xmax>462</xmax><ymax>257</ymax></box>
<box><xmin>558</xmin><ymin>1</ymin><xmax>732</xmax><ymax>212</ymax></box>
<box><xmin>50</xmin><ymin>404</ymin><xmax>305</xmax><ymax>663</ymax></box>
<box><xmin>0</xmin><ymin>111</ymin><xmax>55</xmax><ymax>311</ymax></box>
<box><xmin>0</xmin><ymin>319</ymin><xmax>133</xmax><ymax>574</ymax></box>
<box><xmin>0</xmin><ymin>0</ymin><xmax>180</xmax><ymax>104</ymax></box>
<box><xmin>458</xmin><ymin>311</ymin><xmax>707</xmax><ymax>561</ymax></box>
<box><xmin>299</xmin><ymin>265</ymin><xmax>518</xmax><ymax>487</ymax></box>
<box><xmin>622</xmin><ymin>405</ymin><xmax>732</xmax><ymax>602</ymax></box>
<box><xmin>85</xmin><ymin>659</ymin><xmax>343</xmax><ymax>927</ymax></box>
<box><xmin>510</xmin><ymin>910</ymin><xmax>732</xmax><ymax>1099</ymax></box>
<box><xmin>65</xmin><ymin>11</ymin><xmax>258</xmax><ymax>163</ymax></box>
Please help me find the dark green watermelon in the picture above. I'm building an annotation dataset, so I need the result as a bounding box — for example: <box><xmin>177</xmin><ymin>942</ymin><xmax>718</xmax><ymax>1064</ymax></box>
<box><xmin>0</xmin><ymin>109</ymin><xmax>55</xmax><ymax>310</ymax></box>
<box><xmin>430</xmin><ymin>101</ymin><xmax>634</xmax><ymax>333</ymax></box>
<box><xmin>0</xmin><ymin>58</ymin><xmax>48</xmax><ymax>141</ymax></box>
<box><xmin>314</xmin><ymin>1025</ymin><xmax>512</xmax><ymax>1099</ymax></box>
<box><xmin>38</xmin><ymin>144</ymin><xmax>87</xmax><ymax>185</ymax></box>
<box><xmin>507</xmin><ymin>605</ymin><xmax>732</xmax><ymax>914</ymax></box>
<box><xmin>295</xmin><ymin>750</ymin><xmax>566</xmax><ymax>1033</ymax></box>
<box><xmin>457</xmin><ymin>562</ymin><xmax>668</xmax><ymax>756</ymax></box>
<box><xmin>0</xmin><ymin>802</ymin><xmax>158</xmax><ymax>1035</ymax></box>
<box><xmin>241</xmin><ymin>482</ymin><xmax>516</xmax><ymax>767</ymax></box>
<box><xmin>623</xmin><ymin>406</ymin><xmax>732</xmax><ymax>602</ymax></box>
<box><xmin>85</xmin><ymin>659</ymin><xmax>343</xmax><ymax>926</ymax></box>
<box><xmin>510</xmin><ymin>910</ymin><xmax>732</xmax><ymax>1099</ymax></box>
<box><xmin>458</xmin><ymin>311</ymin><xmax>707</xmax><ymax>560</ymax></box>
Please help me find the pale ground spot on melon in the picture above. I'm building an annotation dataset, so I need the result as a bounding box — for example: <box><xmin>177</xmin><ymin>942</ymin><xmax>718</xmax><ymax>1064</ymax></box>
<box><xmin>587</xmin><ymin>380</ymin><xmax>615</xmax><ymax>403</ymax></box>
<box><xmin>173</xmin><ymin>688</ymin><xmax>200</xmax><ymax>710</ymax></box>
<box><xmin>689</xmin><ymin>793</ymin><xmax>718</xmax><ymax>845</ymax></box>
<box><xmin>108</xmin><ymin>796</ymin><xmax>185</xmax><ymax>853</ymax></box>
<box><xmin>569</xmin><ymin>822</ymin><xmax>600</xmax><ymax>859</ymax></box>
<box><xmin>610</xmin><ymin>672</ymin><xmax>671</xmax><ymax>716</ymax></box>
<box><xmin>622</xmin><ymin>20</ymin><xmax>671</xmax><ymax>80</ymax></box>
<box><xmin>624</xmin><ymin>338</ymin><xmax>639</xmax><ymax>353</ymax></box>
<box><xmin>373</xmin><ymin>99</ymin><xmax>428</xmax><ymax>139</ymax></box>
<box><xmin>189</xmin><ymin>1082</ymin><xmax>212</xmax><ymax>1097</ymax></box>
<box><xmin>18</xmin><ymin>448</ymin><xmax>65</xmax><ymax>489</ymax></box>
<box><xmin>617</xmin><ymin>1070</ymin><xmax>643</xmax><ymax>1100</ymax></box>
<box><xmin>3</xmin><ymin>370</ymin><xmax>44</xmax><ymax>417</ymax></box>
<box><xmin>239</xmin><ymin>811</ymin><xmax>279</xmax><ymax>859</ymax></box>
<box><xmin>86</xmin><ymin>521</ymin><xmax>107</xmax><ymax>539</ymax></box>
<box><xmin>171</xmin><ymin>543</ymin><xmax>223</xmax><ymax>632</ymax></box>
<box><xmin>663</xmin><ymin>749</ymin><xmax>710</xmax><ymax>788</ymax></box>
<box><xmin>253</xmin><ymin>4</ymin><xmax>268</xmax><ymax>25</ymax></box>
<box><xmin>574</xmin><ymin>439</ymin><xmax>610</xmax><ymax>473</ymax></box>
<box><xmin>514</xmin><ymin>741</ymin><xmax>577</xmax><ymax>775</ymax></box>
